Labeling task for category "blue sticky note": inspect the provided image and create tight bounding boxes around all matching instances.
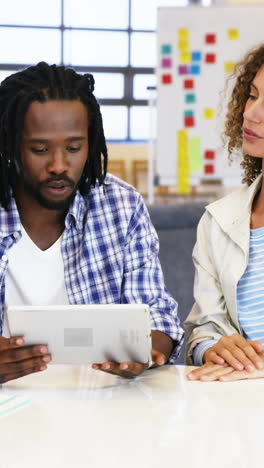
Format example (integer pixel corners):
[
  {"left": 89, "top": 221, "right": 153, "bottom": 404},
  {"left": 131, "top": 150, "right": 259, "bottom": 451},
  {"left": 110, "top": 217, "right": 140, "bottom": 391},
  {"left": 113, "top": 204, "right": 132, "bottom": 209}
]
[
  {"left": 190, "top": 64, "right": 200, "bottom": 75},
  {"left": 184, "top": 110, "right": 194, "bottom": 117},
  {"left": 161, "top": 44, "right": 172, "bottom": 55},
  {"left": 192, "top": 51, "right": 202, "bottom": 61}
]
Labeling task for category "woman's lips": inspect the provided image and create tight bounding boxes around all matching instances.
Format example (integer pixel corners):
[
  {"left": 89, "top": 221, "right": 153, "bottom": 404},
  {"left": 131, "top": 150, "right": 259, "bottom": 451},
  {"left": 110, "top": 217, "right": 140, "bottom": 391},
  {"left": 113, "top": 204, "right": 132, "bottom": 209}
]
[{"left": 243, "top": 127, "right": 262, "bottom": 140}]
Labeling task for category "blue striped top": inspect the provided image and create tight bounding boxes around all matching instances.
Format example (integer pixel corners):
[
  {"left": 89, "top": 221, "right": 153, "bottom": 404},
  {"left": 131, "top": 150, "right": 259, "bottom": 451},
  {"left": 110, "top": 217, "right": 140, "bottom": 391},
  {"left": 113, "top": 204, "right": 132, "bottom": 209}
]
[{"left": 237, "top": 226, "right": 264, "bottom": 344}]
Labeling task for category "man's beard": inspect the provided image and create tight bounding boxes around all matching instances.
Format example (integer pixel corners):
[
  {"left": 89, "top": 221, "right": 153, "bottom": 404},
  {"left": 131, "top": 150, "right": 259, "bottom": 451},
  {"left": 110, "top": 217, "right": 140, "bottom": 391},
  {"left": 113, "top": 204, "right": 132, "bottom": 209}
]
[{"left": 22, "top": 175, "right": 78, "bottom": 211}]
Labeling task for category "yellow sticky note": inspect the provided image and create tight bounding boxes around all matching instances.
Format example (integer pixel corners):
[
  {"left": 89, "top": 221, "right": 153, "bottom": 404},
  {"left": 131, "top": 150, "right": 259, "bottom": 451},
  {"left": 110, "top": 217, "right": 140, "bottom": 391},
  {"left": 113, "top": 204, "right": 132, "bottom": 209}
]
[
  {"left": 178, "top": 28, "right": 189, "bottom": 40},
  {"left": 177, "top": 130, "right": 190, "bottom": 194},
  {"left": 228, "top": 29, "right": 239, "bottom": 40},
  {"left": 203, "top": 108, "right": 215, "bottom": 119},
  {"left": 224, "top": 62, "right": 235, "bottom": 73},
  {"left": 180, "top": 52, "right": 191, "bottom": 63},
  {"left": 178, "top": 180, "right": 190, "bottom": 194},
  {"left": 178, "top": 39, "right": 189, "bottom": 51},
  {"left": 190, "top": 136, "right": 202, "bottom": 173}
]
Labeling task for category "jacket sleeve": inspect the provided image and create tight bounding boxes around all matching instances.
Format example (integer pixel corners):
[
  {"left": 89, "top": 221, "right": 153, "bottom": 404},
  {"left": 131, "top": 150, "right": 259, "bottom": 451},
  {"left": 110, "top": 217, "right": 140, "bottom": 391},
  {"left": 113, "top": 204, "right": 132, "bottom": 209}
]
[{"left": 184, "top": 211, "right": 239, "bottom": 365}]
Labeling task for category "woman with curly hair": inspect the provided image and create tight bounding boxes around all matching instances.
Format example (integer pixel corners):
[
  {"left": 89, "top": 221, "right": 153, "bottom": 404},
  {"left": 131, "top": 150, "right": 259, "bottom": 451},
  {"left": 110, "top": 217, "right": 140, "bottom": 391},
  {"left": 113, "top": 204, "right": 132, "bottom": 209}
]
[{"left": 185, "top": 43, "right": 264, "bottom": 382}]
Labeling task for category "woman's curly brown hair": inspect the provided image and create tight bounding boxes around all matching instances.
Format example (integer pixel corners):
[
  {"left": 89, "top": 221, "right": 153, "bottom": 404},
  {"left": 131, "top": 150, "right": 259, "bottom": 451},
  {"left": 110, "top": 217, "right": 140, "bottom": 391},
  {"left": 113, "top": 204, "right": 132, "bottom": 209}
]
[{"left": 225, "top": 44, "right": 264, "bottom": 185}]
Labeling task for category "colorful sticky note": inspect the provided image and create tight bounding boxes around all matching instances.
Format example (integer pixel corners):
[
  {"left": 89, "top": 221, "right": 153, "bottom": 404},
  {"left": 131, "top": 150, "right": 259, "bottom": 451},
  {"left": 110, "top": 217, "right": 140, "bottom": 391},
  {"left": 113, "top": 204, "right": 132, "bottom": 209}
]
[
  {"left": 205, "top": 33, "right": 216, "bottom": 44},
  {"left": 192, "top": 51, "right": 202, "bottom": 61},
  {"left": 185, "top": 93, "right": 196, "bottom": 104},
  {"left": 224, "top": 62, "right": 235, "bottom": 73},
  {"left": 161, "top": 57, "right": 172, "bottom": 68},
  {"left": 162, "top": 74, "right": 172, "bottom": 84},
  {"left": 203, "top": 108, "right": 215, "bottom": 119},
  {"left": 204, "top": 164, "right": 215, "bottom": 175},
  {"left": 178, "top": 28, "right": 189, "bottom": 40},
  {"left": 178, "top": 130, "right": 188, "bottom": 152},
  {"left": 180, "top": 52, "right": 191, "bottom": 63},
  {"left": 184, "top": 110, "right": 194, "bottom": 117},
  {"left": 205, "top": 53, "right": 216, "bottom": 64},
  {"left": 183, "top": 79, "right": 194, "bottom": 89},
  {"left": 228, "top": 29, "right": 239, "bottom": 40},
  {"left": 184, "top": 116, "right": 195, "bottom": 127},
  {"left": 205, "top": 150, "right": 215, "bottom": 160},
  {"left": 190, "top": 65, "right": 200, "bottom": 75},
  {"left": 161, "top": 44, "right": 172, "bottom": 54},
  {"left": 178, "top": 39, "right": 189, "bottom": 51},
  {"left": 190, "top": 136, "right": 202, "bottom": 173},
  {"left": 178, "top": 65, "right": 189, "bottom": 75},
  {"left": 177, "top": 130, "right": 190, "bottom": 194}
]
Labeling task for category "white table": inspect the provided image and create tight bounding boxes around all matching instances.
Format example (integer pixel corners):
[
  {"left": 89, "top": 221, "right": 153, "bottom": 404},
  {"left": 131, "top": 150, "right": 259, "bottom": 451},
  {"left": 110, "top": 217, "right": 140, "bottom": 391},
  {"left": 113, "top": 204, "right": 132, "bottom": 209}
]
[{"left": 1, "top": 364, "right": 263, "bottom": 468}]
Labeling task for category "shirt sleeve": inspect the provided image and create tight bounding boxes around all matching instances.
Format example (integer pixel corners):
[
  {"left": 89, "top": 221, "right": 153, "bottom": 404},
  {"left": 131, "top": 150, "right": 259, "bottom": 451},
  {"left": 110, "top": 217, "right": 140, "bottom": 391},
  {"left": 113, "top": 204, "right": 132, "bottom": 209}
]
[
  {"left": 121, "top": 193, "right": 184, "bottom": 363},
  {"left": 192, "top": 339, "right": 218, "bottom": 366}
]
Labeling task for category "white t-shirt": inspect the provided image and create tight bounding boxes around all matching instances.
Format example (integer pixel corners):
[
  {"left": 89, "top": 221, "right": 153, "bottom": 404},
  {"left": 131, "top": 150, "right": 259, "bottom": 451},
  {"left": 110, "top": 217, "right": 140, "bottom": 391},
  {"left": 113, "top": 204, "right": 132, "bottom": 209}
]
[{"left": 3, "top": 226, "right": 69, "bottom": 336}]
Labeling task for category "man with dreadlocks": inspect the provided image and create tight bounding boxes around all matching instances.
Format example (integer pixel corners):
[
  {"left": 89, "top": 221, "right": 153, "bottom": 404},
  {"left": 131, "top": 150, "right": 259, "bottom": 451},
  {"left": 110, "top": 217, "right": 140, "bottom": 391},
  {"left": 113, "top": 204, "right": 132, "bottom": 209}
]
[{"left": 0, "top": 62, "right": 183, "bottom": 383}]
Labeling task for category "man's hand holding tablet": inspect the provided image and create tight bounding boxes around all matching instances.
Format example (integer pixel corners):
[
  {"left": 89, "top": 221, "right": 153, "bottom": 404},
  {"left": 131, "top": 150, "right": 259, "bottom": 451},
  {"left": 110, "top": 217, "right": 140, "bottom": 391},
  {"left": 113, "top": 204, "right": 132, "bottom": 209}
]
[
  {"left": 0, "top": 336, "right": 51, "bottom": 384},
  {"left": 92, "top": 330, "right": 173, "bottom": 378}
]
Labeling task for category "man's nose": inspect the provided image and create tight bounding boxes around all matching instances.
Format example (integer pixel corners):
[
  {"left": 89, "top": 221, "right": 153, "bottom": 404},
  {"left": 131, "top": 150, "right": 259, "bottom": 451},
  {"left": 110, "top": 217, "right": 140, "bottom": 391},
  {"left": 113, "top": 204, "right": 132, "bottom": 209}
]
[{"left": 47, "top": 150, "right": 69, "bottom": 174}]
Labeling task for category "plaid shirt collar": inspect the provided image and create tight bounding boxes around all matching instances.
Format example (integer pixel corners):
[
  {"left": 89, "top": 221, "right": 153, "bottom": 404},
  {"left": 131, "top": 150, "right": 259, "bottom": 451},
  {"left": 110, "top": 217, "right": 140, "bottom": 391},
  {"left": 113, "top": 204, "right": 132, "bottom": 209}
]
[{"left": 0, "top": 185, "right": 107, "bottom": 236}]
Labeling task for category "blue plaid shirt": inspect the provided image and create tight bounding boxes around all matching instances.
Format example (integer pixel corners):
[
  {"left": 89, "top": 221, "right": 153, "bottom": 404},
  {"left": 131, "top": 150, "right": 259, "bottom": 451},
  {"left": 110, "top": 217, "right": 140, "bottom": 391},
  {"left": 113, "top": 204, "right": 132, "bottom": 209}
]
[{"left": 0, "top": 174, "right": 183, "bottom": 363}]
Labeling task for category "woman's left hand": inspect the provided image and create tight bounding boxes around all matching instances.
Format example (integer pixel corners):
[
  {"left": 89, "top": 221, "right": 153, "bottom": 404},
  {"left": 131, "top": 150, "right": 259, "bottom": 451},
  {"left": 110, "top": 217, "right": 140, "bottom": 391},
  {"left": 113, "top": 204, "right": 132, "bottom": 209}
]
[{"left": 187, "top": 351, "right": 264, "bottom": 382}]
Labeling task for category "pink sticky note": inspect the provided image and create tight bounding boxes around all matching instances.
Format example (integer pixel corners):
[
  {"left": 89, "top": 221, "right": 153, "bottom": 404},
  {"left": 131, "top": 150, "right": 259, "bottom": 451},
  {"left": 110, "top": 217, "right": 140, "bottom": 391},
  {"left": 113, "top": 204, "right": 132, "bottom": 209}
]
[
  {"left": 178, "top": 65, "right": 188, "bottom": 75},
  {"left": 162, "top": 57, "right": 172, "bottom": 68}
]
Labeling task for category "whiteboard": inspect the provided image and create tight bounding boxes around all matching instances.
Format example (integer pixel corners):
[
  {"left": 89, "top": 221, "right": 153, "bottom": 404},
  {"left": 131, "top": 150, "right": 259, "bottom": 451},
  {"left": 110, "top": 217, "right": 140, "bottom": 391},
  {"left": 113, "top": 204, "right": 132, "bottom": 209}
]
[{"left": 156, "top": 6, "right": 264, "bottom": 188}]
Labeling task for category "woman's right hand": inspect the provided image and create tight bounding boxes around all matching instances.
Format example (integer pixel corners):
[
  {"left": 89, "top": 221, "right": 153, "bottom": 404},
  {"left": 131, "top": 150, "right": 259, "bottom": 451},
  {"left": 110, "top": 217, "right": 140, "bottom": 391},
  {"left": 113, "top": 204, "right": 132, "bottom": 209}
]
[{"left": 204, "top": 333, "right": 263, "bottom": 371}]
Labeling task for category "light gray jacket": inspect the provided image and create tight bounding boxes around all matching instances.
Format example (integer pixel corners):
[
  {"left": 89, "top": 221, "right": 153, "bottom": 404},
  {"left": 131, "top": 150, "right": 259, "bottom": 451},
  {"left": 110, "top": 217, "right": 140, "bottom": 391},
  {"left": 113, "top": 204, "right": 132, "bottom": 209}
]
[{"left": 185, "top": 174, "right": 263, "bottom": 365}]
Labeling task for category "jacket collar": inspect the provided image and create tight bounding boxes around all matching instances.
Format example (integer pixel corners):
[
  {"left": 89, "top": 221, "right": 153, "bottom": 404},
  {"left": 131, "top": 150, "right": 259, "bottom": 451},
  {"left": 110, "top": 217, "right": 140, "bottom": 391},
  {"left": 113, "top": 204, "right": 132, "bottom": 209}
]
[{"left": 206, "top": 174, "right": 263, "bottom": 252}]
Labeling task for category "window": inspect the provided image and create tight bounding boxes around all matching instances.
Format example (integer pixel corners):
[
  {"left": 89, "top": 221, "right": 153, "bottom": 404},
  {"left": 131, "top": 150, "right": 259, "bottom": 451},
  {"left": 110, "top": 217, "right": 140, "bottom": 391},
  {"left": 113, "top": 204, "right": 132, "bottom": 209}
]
[{"left": 0, "top": 0, "right": 210, "bottom": 141}]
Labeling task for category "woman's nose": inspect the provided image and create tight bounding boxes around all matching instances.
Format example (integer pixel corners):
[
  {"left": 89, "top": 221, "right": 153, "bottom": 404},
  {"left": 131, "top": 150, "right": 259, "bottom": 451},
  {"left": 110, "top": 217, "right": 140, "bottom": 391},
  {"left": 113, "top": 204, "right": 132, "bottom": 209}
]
[{"left": 244, "top": 99, "right": 264, "bottom": 123}]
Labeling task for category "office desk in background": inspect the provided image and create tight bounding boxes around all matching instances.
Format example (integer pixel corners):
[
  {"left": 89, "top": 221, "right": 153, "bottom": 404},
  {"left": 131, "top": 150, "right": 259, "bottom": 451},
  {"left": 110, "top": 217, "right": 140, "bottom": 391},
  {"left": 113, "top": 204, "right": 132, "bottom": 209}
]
[{"left": 0, "top": 365, "right": 262, "bottom": 468}]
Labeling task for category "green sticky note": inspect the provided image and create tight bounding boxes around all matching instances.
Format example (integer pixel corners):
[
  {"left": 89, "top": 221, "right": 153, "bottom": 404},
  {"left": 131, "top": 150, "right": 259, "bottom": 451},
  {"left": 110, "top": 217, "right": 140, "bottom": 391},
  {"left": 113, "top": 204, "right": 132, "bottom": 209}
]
[
  {"left": 184, "top": 110, "right": 193, "bottom": 117},
  {"left": 161, "top": 44, "right": 172, "bottom": 54},
  {"left": 185, "top": 93, "right": 196, "bottom": 104},
  {"left": 190, "top": 136, "right": 202, "bottom": 173}
]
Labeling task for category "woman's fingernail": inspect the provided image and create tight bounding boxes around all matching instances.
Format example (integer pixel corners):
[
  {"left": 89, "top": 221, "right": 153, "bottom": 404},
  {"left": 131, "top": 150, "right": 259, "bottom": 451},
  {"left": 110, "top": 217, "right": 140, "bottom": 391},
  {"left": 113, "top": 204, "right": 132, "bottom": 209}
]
[
  {"left": 246, "top": 365, "right": 254, "bottom": 372},
  {"left": 236, "top": 363, "right": 244, "bottom": 370}
]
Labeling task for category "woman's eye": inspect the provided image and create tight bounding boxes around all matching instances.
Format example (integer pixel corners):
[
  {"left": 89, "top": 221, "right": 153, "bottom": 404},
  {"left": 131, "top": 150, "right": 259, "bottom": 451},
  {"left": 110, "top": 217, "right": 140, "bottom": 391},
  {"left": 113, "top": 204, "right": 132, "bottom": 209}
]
[{"left": 249, "top": 94, "right": 257, "bottom": 100}]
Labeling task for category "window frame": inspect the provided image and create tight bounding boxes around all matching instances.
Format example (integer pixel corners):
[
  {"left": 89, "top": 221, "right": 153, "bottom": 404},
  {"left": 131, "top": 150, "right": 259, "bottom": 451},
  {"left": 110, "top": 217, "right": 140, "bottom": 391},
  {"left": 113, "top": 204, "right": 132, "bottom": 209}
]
[{"left": 0, "top": 0, "right": 200, "bottom": 141}]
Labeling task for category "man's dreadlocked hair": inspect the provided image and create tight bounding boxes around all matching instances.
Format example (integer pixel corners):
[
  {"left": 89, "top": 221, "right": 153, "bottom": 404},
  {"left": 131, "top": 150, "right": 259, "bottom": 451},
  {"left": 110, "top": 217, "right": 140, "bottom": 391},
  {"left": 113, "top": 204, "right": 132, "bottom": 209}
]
[{"left": 0, "top": 61, "right": 108, "bottom": 210}]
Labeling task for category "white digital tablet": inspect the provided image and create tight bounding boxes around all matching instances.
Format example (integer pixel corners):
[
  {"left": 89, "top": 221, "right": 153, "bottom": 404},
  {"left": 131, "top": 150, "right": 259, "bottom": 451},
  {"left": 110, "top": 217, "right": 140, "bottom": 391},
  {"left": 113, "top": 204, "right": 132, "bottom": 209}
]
[{"left": 7, "top": 304, "right": 152, "bottom": 365}]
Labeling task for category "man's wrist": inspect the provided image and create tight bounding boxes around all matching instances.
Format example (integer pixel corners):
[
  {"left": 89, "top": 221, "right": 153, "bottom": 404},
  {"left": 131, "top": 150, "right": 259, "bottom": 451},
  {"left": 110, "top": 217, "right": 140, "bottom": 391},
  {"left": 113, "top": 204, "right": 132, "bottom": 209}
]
[{"left": 151, "top": 330, "right": 173, "bottom": 362}]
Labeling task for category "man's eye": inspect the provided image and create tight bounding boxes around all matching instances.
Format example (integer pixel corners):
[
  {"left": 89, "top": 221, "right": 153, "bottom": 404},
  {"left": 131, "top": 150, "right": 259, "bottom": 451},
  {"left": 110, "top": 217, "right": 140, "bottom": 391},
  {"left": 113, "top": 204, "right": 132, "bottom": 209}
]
[
  {"left": 68, "top": 146, "right": 80, "bottom": 153},
  {"left": 31, "top": 148, "right": 48, "bottom": 154}
]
